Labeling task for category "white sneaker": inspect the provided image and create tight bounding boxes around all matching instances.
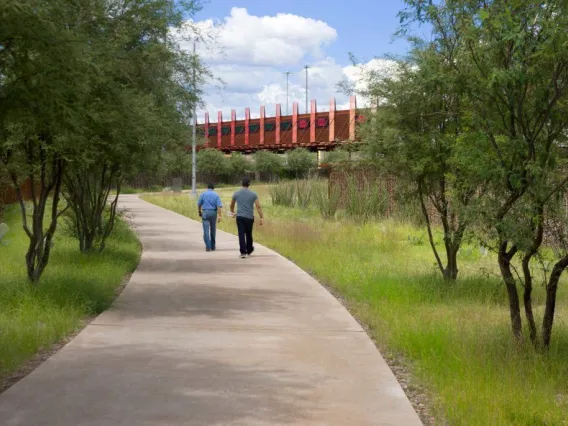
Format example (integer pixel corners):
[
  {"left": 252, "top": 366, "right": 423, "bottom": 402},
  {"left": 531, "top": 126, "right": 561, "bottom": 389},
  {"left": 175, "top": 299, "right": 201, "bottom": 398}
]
[{"left": 240, "top": 254, "right": 246, "bottom": 259}]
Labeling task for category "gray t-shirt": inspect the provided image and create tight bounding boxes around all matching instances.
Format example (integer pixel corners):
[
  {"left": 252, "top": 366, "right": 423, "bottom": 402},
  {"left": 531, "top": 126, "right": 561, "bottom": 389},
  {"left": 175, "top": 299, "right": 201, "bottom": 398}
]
[{"left": 232, "top": 188, "right": 258, "bottom": 219}]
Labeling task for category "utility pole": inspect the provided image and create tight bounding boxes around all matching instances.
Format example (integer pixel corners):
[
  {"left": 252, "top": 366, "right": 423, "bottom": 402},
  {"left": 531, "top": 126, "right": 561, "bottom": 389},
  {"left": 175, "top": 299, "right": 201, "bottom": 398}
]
[
  {"left": 284, "top": 71, "right": 291, "bottom": 115},
  {"left": 304, "top": 65, "right": 309, "bottom": 113},
  {"left": 191, "top": 40, "right": 197, "bottom": 198}
]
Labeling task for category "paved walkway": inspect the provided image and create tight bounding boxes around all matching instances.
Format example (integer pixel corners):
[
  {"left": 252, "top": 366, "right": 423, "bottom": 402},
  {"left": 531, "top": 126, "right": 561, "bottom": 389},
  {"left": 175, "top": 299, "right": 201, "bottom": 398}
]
[{"left": 0, "top": 195, "right": 422, "bottom": 426}]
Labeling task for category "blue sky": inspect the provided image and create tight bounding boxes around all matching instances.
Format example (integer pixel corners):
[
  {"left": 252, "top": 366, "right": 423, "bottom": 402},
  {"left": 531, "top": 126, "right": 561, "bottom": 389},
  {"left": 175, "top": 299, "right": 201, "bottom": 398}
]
[
  {"left": 194, "top": 0, "right": 413, "bottom": 66},
  {"left": 183, "top": 0, "right": 421, "bottom": 121}
]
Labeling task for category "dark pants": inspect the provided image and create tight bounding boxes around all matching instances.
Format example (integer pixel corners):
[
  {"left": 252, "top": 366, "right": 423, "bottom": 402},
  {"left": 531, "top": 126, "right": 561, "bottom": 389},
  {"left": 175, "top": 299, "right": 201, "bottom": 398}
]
[
  {"left": 236, "top": 216, "right": 254, "bottom": 255},
  {"left": 202, "top": 209, "right": 217, "bottom": 250}
]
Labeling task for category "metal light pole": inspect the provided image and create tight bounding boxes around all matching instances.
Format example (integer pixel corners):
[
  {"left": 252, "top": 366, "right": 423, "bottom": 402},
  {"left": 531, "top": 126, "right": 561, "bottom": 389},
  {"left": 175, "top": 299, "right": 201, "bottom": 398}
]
[
  {"left": 304, "top": 65, "right": 309, "bottom": 113},
  {"left": 284, "top": 71, "right": 291, "bottom": 115},
  {"left": 191, "top": 40, "right": 198, "bottom": 198}
]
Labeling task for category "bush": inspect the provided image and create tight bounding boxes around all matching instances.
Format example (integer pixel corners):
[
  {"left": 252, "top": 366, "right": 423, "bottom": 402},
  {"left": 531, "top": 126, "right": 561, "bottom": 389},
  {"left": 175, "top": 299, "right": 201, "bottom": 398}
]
[
  {"left": 286, "top": 148, "right": 316, "bottom": 178},
  {"left": 228, "top": 152, "right": 249, "bottom": 177},
  {"left": 197, "top": 149, "right": 228, "bottom": 176},
  {"left": 253, "top": 151, "right": 283, "bottom": 175}
]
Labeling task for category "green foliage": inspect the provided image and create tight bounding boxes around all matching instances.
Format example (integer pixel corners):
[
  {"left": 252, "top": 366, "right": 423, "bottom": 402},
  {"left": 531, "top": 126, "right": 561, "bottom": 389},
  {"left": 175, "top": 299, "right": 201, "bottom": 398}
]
[
  {"left": 228, "top": 152, "right": 250, "bottom": 177},
  {"left": 323, "top": 149, "right": 350, "bottom": 165},
  {"left": 0, "top": 204, "right": 139, "bottom": 379},
  {"left": 253, "top": 151, "right": 283, "bottom": 174},
  {"left": 286, "top": 148, "right": 316, "bottom": 178},
  {"left": 0, "top": 0, "right": 207, "bottom": 280},
  {"left": 197, "top": 149, "right": 228, "bottom": 176}
]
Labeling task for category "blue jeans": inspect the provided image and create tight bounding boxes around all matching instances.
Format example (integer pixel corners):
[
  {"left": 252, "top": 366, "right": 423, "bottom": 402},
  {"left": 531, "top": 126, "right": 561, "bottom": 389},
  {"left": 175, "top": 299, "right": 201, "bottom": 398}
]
[{"left": 202, "top": 210, "right": 217, "bottom": 250}]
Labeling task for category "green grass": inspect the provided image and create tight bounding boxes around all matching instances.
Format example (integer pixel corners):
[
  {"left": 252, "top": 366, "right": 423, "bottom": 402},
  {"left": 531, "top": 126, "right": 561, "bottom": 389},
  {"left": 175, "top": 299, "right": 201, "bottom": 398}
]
[
  {"left": 142, "top": 187, "right": 568, "bottom": 426},
  {"left": 0, "top": 205, "right": 140, "bottom": 380}
]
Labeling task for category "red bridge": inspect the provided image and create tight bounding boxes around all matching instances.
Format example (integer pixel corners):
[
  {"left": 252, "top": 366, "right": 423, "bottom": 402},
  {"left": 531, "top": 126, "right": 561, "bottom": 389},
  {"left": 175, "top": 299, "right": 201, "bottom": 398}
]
[{"left": 198, "top": 95, "right": 365, "bottom": 153}]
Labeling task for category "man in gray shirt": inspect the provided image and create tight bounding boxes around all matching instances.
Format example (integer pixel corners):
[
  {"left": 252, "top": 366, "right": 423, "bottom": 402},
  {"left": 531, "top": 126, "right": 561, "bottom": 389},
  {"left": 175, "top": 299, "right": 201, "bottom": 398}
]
[{"left": 230, "top": 177, "right": 264, "bottom": 258}]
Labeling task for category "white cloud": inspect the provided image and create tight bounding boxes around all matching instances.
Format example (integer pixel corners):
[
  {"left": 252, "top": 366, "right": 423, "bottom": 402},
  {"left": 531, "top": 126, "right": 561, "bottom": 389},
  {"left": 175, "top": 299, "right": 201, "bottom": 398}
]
[{"left": 176, "top": 7, "right": 397, "bottom": 123}]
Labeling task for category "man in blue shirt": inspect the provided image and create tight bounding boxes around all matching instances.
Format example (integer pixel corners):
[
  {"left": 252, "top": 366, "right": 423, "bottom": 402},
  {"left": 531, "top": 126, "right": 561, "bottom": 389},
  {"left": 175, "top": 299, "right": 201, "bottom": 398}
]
[{"left": 197, "top": 183, "right": 223, "bottom": 252}]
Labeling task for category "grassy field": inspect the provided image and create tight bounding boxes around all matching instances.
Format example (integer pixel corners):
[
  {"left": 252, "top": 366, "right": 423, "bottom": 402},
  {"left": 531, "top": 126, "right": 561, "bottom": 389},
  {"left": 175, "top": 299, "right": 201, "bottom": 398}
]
[
  {"left": 142, "top": 185, "right": 568, "bottom": 426},
  {"left": 0, "top": 205, "right": 140, "bottom": 383}
]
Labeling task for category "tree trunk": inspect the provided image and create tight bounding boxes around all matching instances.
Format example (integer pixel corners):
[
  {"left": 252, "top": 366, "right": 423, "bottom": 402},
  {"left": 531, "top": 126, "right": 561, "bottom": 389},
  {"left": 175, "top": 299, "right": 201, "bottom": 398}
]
[
  {"left": 498, "top": 241, "right": 522, "bottom": 341},
  {"left": 521, "top": 253, "right": 538, "bottom": 346},
  {"left": 543, "top": 256, "right": 568, "bottom": 348}
]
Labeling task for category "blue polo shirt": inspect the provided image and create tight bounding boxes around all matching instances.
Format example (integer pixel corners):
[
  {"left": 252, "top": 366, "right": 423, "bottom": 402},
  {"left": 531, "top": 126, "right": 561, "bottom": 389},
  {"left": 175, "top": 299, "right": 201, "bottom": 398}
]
[{"left": 198, "top": 189, "right": 223, "bottom": 211}]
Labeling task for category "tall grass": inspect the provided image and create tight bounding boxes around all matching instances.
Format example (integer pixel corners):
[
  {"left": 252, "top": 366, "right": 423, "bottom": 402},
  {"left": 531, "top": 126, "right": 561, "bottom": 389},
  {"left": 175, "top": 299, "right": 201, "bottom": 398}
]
[
  {"left": 269, "top": 180, "right": 295, "bottom": 207},
  {"left": 312, "top": 180, "right": 341, "bottom": 219},
  {"left": 0, "top": 204, "right": 140, "bottom": 380},
  {"left": 343, "top": 175, "right": 389, "bottom": 220},
  {"left": 294, "top": 178, "right": 313, "bottom": 209},
  {"left": 143, "top": 189, "right": 568, "bottom": 426}
]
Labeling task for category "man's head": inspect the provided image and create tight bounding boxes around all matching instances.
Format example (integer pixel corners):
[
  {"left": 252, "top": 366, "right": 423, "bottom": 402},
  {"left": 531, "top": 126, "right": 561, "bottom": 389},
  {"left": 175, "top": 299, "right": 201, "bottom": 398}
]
[
  {"left": 207, "top": 183, "right": 215, "bottom": 190},
  {"left": 242, "top": 177, "right": 251, "bottom": 188}
]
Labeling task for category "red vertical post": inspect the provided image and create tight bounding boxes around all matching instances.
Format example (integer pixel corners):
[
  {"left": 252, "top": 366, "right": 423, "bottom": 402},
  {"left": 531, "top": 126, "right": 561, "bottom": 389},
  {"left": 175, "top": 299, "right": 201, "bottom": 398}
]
[
  {"left": 292, "top": 102, "right": 298, "bottom": 144},
  {"left": 275, "top": 104, "right": 281, "bottom": 144},
  {"left": 329, "top": 97, "right": 336, "bottom": 142},
  {"left": 310, "top": 99, "right": 317, "bottom": 143},
  {"left": 349, "top": 95, "right": 357, "bottom": 141},
  {"left": 259, "top": 105, "right": 265, "bottom": 145},
  {"left": 230, "top": 109, "right": 236, "bottom": 146},
  {"left": 244, "top": 107, "right": 250, "bottom": 146},
  {"left": 204, "top": 112, "right": 210, "bottom": 148},
  {"left": 217, "top": 111, "right": 222, "bottom": 147}
]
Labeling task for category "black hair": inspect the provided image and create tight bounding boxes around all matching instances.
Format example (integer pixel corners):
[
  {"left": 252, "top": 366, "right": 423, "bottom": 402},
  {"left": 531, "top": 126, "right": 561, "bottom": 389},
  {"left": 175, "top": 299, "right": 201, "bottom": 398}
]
[
  {"left": 242, "top": 177, "right": 251, "bottom": 187},
  {"left": 207, "top": 183, "right": 215, "bottom": 190}
]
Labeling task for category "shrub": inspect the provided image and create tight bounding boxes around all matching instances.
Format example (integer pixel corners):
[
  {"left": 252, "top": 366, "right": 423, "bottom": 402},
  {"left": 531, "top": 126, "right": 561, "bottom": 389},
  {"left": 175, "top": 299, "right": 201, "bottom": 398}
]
[
  {"left": 286, "top": 148, "right": 316, "bottom": 178},
  {"left": 253, "top": 151, "right": 283, "bottom": 175},
  {"left": 197, "top": 149, "right": 228, "bottom": 176}
]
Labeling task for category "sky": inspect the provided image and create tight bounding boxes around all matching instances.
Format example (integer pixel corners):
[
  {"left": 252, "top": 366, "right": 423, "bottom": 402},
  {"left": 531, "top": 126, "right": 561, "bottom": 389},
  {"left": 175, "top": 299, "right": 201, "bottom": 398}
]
[{"left": 180, "top": 0, "right": 422, "bottom": 122}]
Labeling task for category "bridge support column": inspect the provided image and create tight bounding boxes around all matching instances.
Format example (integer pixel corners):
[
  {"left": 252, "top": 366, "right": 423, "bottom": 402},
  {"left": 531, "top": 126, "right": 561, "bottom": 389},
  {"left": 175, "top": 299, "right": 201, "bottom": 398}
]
[
  {"left": 217, "top": 111, "right": 222, "bottom": 148},
  {"left": 349, "top": 95, "right": 357, "bottom": 141},
  {"left": 292, "top": 102, "right": 298, "bottom": 145},
  {"left": 204, "top": 112, "right": 210, "bottom": 148},
  {"left": 245, "top": 107, "right": 250, "bottom": 146},
  {"left": 275, "top": 104, "right": 281, "bottom": 145},
  {"left": 230, "top": 109, "right": 236, "bottom": 147},
  {"left": 329, "top": 97, "right": 335, "bottom": 143},
  {"left": 260, "top": 106, "right": 265, "bottom": 145},
  {"left": 310, "top": 100, "right": 317, "bottom": 143}
]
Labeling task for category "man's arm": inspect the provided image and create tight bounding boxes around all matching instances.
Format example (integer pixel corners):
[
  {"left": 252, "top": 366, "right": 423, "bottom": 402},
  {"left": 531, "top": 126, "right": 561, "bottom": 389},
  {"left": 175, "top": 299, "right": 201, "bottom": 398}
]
[
  {"left": 255, "top": 198, "right": 264, "bottom": 225},
  {"left": 230, "top": 198, "right": 236, "bottom": 215},
  {"left": 197, "top": 194, "right": 203, "bottom": 217},
  {"left": 217, "top": 196, "right": 223, "bottom": 222}
]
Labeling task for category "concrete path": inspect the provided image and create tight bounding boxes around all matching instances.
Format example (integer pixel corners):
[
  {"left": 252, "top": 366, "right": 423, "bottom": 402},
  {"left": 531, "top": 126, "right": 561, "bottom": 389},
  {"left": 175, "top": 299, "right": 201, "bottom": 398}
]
[{"left": 0, "top": 195, "right": 422, "bottom": 426}]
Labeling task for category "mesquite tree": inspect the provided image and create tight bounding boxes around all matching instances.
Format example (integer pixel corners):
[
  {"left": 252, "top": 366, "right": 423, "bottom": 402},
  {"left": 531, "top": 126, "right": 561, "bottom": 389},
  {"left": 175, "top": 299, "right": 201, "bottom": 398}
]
[
  {"left": 359, "top": 39, "right": 475, "bottom": 281},
  {"left": 404, "top": 0, "right": 568, "bottom": 348}
]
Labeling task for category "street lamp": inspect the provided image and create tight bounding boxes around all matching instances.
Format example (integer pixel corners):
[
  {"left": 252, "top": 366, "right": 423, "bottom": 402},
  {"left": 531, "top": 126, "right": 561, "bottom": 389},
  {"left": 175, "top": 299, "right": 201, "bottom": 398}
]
[
  {"left": 283, "top": 71, "right": 291, "bottom": 115},
  {"left": 191, "top": 40, "right": 197, "bottom": 198}
]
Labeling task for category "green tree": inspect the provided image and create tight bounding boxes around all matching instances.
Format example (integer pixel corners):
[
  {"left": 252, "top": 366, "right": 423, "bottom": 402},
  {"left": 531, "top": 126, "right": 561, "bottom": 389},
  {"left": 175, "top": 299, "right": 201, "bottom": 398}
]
[
  {"left": 62, "top": 0, "right": 203, "bottom": 252},
  {"left": 359, "top": 37, "right": 474, "bottom": 281},
  {"left": 404, "top": 0, "right": 568, "bottom": 347},
  {"left": 286, "top": 148, "right": 316, "bottom": 178},
  {"left": 0, "top": 0, "right": 95, "bottom": 281}
]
